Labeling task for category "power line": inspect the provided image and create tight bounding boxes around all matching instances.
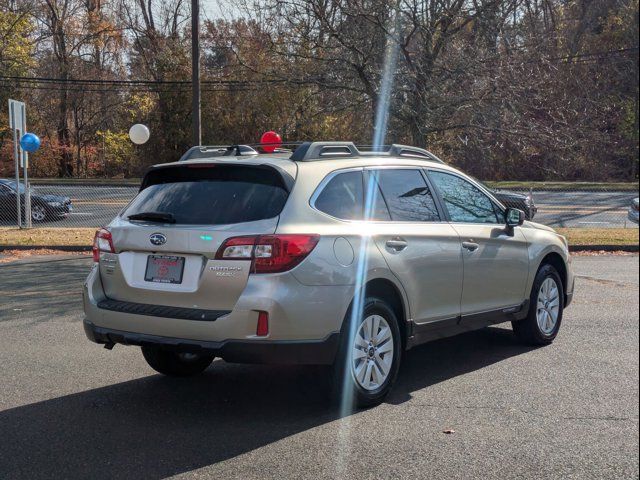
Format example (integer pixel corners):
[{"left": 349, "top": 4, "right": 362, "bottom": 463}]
[
  {"left": 0, "top": 83, "right": 266, "bottom": 93},
  {"left": 0, "top": 46, "right": 636, "bottom": 87},
  {"left": 0, "top": 75, "right": 288, "bottom": 86},
  {"left": 0, "top": 45, "right": 635, "bottom": 99}
]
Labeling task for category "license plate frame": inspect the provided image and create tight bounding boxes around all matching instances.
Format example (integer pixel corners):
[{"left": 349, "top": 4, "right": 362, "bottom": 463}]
[{"left": 144, "top": 255, "right": 185, "bottom": 284}]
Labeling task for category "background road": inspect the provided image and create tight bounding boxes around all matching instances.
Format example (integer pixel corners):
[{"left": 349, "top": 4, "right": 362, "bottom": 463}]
[
  {"left": 0, "top": 255, "right": 637, "bottom": 479},
  {"left": 1, "top": 184, "right": 638, "bottom": 228}
]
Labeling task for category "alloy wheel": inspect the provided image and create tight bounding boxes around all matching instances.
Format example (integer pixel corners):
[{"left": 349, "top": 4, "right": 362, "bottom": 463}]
[
  {"left": 537, "top": 277, "right": 560, "bottom": 335},
  {"left": 351, "top": 314, "right": 394, "bottom": 391},
  {"left": 31, "top": 205, "right": 46, "bottom": 222}
]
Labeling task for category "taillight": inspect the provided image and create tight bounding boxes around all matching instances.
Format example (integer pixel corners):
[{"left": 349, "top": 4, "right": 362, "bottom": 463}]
[
  {"left": 253, "top": 235, "right": 319, "bottom": 273},
  {"left": 215, "top": 235, "right": 256, "bottom": 260},
  {"left": 92, "top": 228, "right": 115, "bottom": 262},
  {"left": 215, "top": 234, "right": 319, "bottom": 273}
]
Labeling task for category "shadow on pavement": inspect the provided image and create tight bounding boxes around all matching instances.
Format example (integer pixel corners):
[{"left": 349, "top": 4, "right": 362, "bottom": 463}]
[
  {"left": 0, "top": 260, "right": 88, "bottom": 320},
  {"left": 0, "top": 327, "right": 535, "bottom": 479}
]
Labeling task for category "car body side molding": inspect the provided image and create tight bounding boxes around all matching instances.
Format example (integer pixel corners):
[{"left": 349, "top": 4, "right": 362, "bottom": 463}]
[{"left": 406, "top": 300, "right": 529, "bottom": 348}]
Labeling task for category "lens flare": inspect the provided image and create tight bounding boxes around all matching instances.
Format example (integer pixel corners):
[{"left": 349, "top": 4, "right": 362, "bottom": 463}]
[
  {"left": 372, "top": 14, "right": 401, "bottom": 150},
  {"left": 335, "top": 10, "right": 401, "bottom": 475}
]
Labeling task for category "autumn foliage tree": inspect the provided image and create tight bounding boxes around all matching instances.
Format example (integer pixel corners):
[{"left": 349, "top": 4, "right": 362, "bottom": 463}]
[{"left": 0, "top": 0, "right": 637, "bottom": 181}]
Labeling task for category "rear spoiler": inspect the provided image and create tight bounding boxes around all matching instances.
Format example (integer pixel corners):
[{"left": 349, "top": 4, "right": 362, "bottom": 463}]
[{"left": 140, "top": 162, "right": 295, "bottom": 192}]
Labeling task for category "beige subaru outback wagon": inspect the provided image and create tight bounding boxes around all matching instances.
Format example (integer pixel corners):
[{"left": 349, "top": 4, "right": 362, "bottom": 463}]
[{"left": 84, "top": 142, "right": 574, "bottom": 407}]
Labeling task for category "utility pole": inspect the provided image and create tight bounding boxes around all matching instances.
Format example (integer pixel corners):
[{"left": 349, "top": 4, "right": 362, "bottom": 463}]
[{"left": 191, "top": 0, "right": 202, "bottom": 146}]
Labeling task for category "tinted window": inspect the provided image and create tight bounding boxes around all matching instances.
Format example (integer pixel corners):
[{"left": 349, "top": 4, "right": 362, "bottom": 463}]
[
  {"left": 124, "top": 167, "right": 288, "bottom": 225},
  {"left": 429, "top": 171, "right": 500, "bottom": 224},
  {"left": 372, "top": 169, "right": 440, "bottom": 222},
  {"left": 315, "top": 171, "right": 364, "bottom": 220}
]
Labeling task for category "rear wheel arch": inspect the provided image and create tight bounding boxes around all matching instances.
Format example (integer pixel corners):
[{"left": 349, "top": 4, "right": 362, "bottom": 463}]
[
  {"left": 363, "top": 278, "right": 408, "bottom": 350},
  {"left": 340, "top": 278, "right": 409, "bottom": 350}
]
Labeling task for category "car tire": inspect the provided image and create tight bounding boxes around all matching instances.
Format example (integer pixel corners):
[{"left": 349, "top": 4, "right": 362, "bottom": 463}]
[
  {"left": 30, "top": 204, "right": 47, "bottom": 222},
  {"left": 141, "top": 346, "right": 214, "bottom": 377},
  {"left": 512, "top": 264, "right": 564, "bottom": 346},
  {"left": 331, "top": 296, "right": 402, "bottom": 408}
]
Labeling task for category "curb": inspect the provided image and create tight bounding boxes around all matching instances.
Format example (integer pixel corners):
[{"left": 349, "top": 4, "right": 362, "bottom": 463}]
[
  {"left": 1, "top": 244, "right": 637, "bottom": 253},
  {"left": 569, "top": 245, "right": 638, "bottom": 252}
]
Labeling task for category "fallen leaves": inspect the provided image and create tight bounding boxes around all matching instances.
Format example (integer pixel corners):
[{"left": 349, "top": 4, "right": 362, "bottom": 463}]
[{"left": 0, "top": 227, "right": 95, "bottom": 246}]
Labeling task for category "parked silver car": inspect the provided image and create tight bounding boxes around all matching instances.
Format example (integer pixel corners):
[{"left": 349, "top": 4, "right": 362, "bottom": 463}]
[{"left": 84, "top": 142, "right": 574, "bottom": 407}]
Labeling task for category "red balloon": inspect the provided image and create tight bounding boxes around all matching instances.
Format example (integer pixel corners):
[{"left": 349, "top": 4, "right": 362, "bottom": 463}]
[{"left": 260, "top": 131, "right": 282, "bottom": 153}]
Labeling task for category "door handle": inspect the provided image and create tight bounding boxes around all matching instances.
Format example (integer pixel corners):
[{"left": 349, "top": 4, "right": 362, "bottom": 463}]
[
  {"left": 462, "top": 241, "right": 479, "bottom": 252},
  {"left": 386, "top": 238, "right": 408, "bottom": 252}
]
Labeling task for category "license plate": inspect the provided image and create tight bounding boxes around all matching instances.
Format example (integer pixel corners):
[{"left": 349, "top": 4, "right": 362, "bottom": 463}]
[{"left": 144, "top": 255, "right": 185, "bottom": 284}]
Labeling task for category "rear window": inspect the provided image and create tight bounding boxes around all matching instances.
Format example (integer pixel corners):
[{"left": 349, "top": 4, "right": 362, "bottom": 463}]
[{"left": 124, "top": 165, "right": 289, "bottom": 225}]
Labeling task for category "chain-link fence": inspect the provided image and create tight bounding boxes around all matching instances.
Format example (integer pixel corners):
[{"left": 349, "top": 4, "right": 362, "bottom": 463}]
[
  {"left": 0, "top": 179, "right": 638, "bottom": 229},
  {"left": 0, "top": 180, "right": 137, "bottom": 229},
  {"left": 492, "top": 186, "right": 639, "bottom": 228}
]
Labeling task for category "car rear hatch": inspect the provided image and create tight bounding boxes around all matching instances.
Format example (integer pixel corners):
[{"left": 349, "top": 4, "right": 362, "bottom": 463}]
[{"left": 96, "top": 162, "right": 294, "bottom": 311}]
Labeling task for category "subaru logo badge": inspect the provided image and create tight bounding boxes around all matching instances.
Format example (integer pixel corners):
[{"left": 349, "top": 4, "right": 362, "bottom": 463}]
[{"left": 149, "top": 233, "right": 167, "bottom": 246}]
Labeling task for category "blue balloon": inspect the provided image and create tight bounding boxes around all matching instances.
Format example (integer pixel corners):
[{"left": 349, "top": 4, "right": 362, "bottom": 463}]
[{"left": 20, "top": 133, "right": 41, "bottom": 153}]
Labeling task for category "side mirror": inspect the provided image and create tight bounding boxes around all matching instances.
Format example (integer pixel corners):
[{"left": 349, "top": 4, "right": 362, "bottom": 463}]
[{"left": 505, "top": 208, "right": 525, "bottom": 230}]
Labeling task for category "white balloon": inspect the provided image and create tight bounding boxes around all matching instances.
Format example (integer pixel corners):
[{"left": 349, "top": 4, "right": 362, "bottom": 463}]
[{"left": 129, "top": 124, "right": 150, "bottom": 145}]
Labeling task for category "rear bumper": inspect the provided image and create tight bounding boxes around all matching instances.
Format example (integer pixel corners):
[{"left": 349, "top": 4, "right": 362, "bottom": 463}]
[
  {"left": 84, "top": 320, "right": 340, "bottom": 365},
  {"left": 97, "top": 297, "right": 231, "bottom": 321},
  {"left": 83, "top": 262, "right": 351, "bottom": 360}
]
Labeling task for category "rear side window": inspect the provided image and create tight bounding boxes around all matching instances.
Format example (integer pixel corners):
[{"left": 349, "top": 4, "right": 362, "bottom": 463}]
[
  {"left": 314, "top": 171, "right": 364, "bottom": 220},
  {"left": 372, "top": 169, "right": 440, "bottom": 222},
  {"left": 124, "top": 165, "right": 289, "bottom": 225}
]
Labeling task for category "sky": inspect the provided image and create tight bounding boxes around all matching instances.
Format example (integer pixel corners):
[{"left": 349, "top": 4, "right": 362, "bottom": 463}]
[{"left": 200, "top": 0, "right": 239, "bottom": 20}]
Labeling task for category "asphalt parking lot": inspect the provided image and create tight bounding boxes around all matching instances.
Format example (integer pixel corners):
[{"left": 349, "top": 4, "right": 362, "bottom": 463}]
[{"left": 0, "top": 255, "right": 638, "bottom": 479}]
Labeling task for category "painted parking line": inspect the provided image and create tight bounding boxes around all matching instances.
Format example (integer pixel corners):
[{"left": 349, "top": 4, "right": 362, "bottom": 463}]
[
  {"left": 539, "top": 206, "right": 627, "bottom": 210},
  {"left": 538, "top": 207, "right": 627, "bottom": 215},
  {"left": 70, "top": 201, "right": 129, "bottom": 206},
  {"left": 577, "top": 221, "right": 619, "bottom": 225}
]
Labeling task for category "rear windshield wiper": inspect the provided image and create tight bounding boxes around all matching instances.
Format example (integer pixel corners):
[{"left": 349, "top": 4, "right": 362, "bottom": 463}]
[{"left": 127, "top": 212, "right": 176, "bottom": 223}]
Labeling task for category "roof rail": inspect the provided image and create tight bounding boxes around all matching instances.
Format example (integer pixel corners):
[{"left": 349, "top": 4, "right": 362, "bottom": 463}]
[
  {"left": 289, "top": 142, "right": 360, "bottom": 161},
  {"left": 179, "top": 145, "right": 259, "bottom": 161},
  {"left": 289, "top": 142, "right": 444, "bottom": 163},
  {"left": 387, "top": 144, "right": 443, "bottom": 162},
  {"left": 179, "top": 142, "right": 305, "bottom": 161}
]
